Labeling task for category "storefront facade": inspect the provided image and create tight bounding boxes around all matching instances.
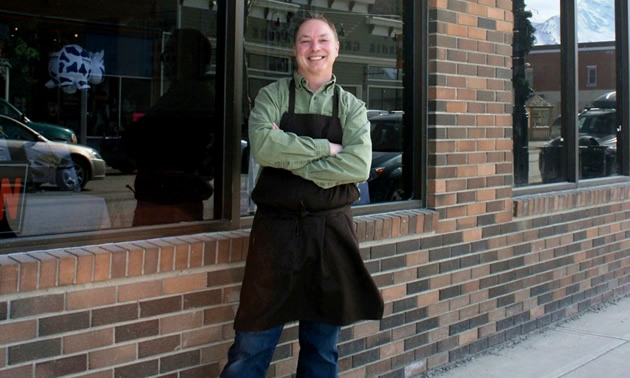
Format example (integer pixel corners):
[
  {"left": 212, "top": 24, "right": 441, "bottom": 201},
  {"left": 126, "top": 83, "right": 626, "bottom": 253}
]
[{"left": 1, "top": 0, "right": 630, "bottom": 376}]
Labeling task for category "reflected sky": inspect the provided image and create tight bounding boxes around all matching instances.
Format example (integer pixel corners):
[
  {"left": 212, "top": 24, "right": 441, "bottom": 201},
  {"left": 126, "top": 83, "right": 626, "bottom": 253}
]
[{"left": 526, "top": 0, "right": 559, "bottom": 23}]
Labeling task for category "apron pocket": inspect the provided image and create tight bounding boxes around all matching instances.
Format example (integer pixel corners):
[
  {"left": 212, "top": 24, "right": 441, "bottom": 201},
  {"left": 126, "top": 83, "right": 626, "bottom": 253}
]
[{"left": 249, "top": 214, "right": 299, "bottom": 273}]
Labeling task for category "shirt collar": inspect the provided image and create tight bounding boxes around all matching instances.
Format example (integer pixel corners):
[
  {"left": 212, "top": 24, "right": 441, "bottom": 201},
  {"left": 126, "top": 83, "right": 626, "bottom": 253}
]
[{"left": 293, "top": 71, "right": 336, "bottom": 94}]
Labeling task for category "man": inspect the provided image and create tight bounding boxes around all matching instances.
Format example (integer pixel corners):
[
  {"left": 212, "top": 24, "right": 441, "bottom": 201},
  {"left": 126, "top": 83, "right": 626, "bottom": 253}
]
[
  {"left": 221, "top": 14, "right": 383, "bottom": 377},
  {"left": 125, "top": 29, "right": 215, "bottom": 225}
]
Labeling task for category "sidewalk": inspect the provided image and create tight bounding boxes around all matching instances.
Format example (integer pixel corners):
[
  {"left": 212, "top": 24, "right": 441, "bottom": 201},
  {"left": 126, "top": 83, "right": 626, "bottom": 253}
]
[{"left": 423, "top": 294, "right": 630, "bottom": 378}]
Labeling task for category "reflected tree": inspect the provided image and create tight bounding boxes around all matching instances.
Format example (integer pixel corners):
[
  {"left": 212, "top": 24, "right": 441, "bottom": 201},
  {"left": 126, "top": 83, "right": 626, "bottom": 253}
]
[{"left": 513, "top": 0, "right": 536, "bottom": 186}]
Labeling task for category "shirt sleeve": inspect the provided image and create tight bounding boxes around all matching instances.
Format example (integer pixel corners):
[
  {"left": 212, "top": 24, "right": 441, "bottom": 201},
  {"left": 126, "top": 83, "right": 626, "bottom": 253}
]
[
  {"left": 248, "top": 81, "right": 330, "bottom": 170},
  {"left": 291, "top": 95, "right": 372, "bottom": 189}
]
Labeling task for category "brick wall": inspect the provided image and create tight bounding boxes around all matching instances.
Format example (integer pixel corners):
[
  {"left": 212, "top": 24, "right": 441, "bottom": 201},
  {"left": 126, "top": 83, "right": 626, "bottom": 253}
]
[{"left": 2, "top": 1, "right": 630, "bottom": 377}]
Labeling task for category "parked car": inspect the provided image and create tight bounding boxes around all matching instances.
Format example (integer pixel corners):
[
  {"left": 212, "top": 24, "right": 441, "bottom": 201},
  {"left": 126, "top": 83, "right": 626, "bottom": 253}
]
[
  {"left": 0, "top": 98, "right": 78, "bottom": 144},
  {"left": 0, "top": 115, "right": 105, "bottom": 190},
  {"left": 367, "top": 111, "right": 406, "bottom": 203},
  {"left": 539, "top": 107, "right": 618, "bottom": 182},
  {"left": 592, "top": 91, "right": 616, "bottom": 109}
]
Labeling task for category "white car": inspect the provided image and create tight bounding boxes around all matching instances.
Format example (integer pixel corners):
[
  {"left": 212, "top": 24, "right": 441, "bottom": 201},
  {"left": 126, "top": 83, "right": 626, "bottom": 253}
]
[{"left": 0, "top": 114, "right": 105, "bottom": 190}]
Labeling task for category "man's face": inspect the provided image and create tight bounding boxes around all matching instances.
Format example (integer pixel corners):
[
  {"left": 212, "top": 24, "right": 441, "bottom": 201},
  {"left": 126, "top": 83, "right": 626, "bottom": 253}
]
[{"left": 293, "top": 19, "right": 339, "bottom": 80}]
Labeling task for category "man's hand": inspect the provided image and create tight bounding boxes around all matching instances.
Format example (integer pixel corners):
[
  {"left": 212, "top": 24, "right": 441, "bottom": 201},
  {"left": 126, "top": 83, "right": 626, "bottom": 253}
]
[{"left": 329, "top": 142, "right": 343, "bottom": 156}]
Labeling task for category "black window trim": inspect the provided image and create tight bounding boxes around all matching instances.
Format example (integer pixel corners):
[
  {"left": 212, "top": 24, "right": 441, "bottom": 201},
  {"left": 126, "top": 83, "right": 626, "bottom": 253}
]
[
  {"left": 513, "top": 0, "right": 630, "bottom": 196},
  {"left": 0, "top": 0, "right": 428, "bottom": 253}
]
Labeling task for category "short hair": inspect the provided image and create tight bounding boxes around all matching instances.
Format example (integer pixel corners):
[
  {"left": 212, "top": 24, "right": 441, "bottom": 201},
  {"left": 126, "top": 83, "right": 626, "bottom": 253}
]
[{"left": 293, "top": 13, "right": 338, "bottom": 44}]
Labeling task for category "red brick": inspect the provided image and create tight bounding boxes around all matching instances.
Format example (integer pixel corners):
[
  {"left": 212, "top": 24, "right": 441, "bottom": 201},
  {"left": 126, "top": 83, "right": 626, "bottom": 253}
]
[
  {"left": 105, "top": 245, "right": 128, "bottom": 279},
  {"left": 159, "top": 350, "right": 200, "bottom": 373},
  {"left": 89, "top": 344, "right": 136, "bottom": 369},
  {"left": 114, "top": 360, "right": 158, "bottom": 377},
  {"left": 126, "top": 245, "right": 144, "bottom": 276},
  {"left": 39, "top": 311, "right": 89, "bottom": 336},
  {"left": 138, "top": 335, "right": 180, "bottom": 358},
  {"left": 0, "top": 255, "right": 19, "bottom": 294},
  {"left": 216, "top": 237, "right": 230, "bottom": 264},
  {"left": 131, "top": 241, "right": 159, "bottom": 274},
  {"left": 46, "top": 250, "right": 75, "bottom": 286},
  {"left": 8, "top": 338, "right": 61, "bottom": 364},
  {"left": 200, "top": 342, "right": 231, "bottom": 364},
  {"left": 68, "top": 249, "right": 94, "bottom": 284},
  {"left": 0, "top": 364, "right": 32, "bottom": 378},
  {"left": 174, "top": 242, "right": 190, "bottom": 270},
  {"left": 203, "top": 305, "right": 237, "bottom": 324},
  {"left": 0, "top": 319, "right": 36, "bottom": 344},
  {"left": 92, "top": 303, "right": 138, "bottom": 327},
  {"left": 11, "top": 294, "right": 64, "bottom": 318},
  {"left": 184, "top": 289, "right": 222, "bottom": 309},
  {"left": 163, "top": 273, "right": 206, "bottom": 295},
  {"left": 160, "top": 311, "right": 203, "bottom": 335},
  {"left": 115, "top": 319, "right": 159, "bottom": 343},
  {"left": 139, "top": 296, "right": 181, "bottom": 318},
  {"left": 182, "top": 326, "right": 223, "bottom": 348},
  {"left": 189, "top": 239, "right": 204, "bottom": 268},
  {"left": 9, "top": 254, "right": 38, "bottom": 292},
  {"left": 206, "top": 267, "right": 245, "bottom": 287},
  {"left": 30, "top": 251, "right": 57, "bottom": 289},
  {"left": 67, "top": 287, "right": 117, "bottom": 310},
  {"left": 160, "top": 245, "right": 175, "bottom": 272},
  {"left": 223, "top": 286, "right": 240, "bottom": 304},
  {"left": 72, "top": 370, "right": 113, "bottom": 378},
  {"left": 64, "top": 328, "right": 113, "bottom": 354},
  {"left": 118, "top": 280, "right": 162, "bottom": 302},
  {"left": 91, "top": 248, "right": 112, "bottom": 281},
  {"left": 36, "top": 354, "right": 87, "bottom": 377},
  {"left": 229, "top": 236, "right": 245, "bottom": 262},
  {"left": 202, "top": 238, "right": 217, "bottom": 266}
]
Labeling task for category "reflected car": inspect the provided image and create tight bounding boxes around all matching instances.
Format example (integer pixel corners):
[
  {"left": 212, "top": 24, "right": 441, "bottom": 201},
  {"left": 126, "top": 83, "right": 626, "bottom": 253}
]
[
  {"left": 367, "top": 111, "right": 405, "bottom": 203},
  {"left": 539, "top": 108, "right": 618, "bottom": 182},
  {"left": 0, "top": 98, "right": 78, "bottom": 144},
  {"left": 0, "top": 115, "right": 105, "bottom": 190}
]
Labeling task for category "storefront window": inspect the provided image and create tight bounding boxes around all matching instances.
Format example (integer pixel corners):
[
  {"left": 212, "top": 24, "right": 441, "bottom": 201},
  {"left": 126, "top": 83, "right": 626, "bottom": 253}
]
[
  {"left": 576, "top": 0, "right": 618, "bottom": 180},
  {"left": 0, "top": 1, "right": 220, "bottom": 239},
  {"left": 241, "top": 0, "right": 407, "bottom": 215},
  {"left": 513, "top": 0, "right": 562, "bottom": 186},
  {"left": 514, "top": 0, "right": 621, "bottom": 187},
  {"left": 0, "top": 0, "right": 421, "bottom": 245}
]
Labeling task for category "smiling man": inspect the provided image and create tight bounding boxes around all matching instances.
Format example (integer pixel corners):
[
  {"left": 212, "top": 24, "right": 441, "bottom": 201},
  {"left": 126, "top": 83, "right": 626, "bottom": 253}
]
[{"left": 220, "top": 14, "right": 384, "bottom": 378}]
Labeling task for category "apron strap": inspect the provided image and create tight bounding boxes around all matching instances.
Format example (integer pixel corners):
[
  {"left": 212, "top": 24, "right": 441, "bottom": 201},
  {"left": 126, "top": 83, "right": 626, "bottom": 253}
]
[
  {"left": 332, "top": 85, "right": 339, "bottom": 118},
  {"left": 289, "top": 79, "right": 296, "bottom": 114}
]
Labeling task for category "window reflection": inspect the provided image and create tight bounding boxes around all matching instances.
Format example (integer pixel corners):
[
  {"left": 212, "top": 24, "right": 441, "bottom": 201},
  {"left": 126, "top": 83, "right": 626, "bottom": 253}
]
[
  {"left": 514, "top": 0, "right": 562, "bottom": 186},
  {"left": 577, "top": 0, "right": 618, "bottom": 180},
  {"left": 514, "top": 0, "right": 619, "bottom": 186},
  {"left": 242, "top": 0, "right": 406, "bottom": 214},
  {"left": 0, "top": 1, "right": 218, "bottom": 238}
]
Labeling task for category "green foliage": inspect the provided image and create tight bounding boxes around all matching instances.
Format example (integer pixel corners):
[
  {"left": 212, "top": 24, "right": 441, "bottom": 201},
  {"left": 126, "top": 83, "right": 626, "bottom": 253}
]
[
  {"left": 513, "top": 0, "right": 536, "bottom": 101},
  {"left": 3, "top": 36, "right": 40, "bottom": 85}
]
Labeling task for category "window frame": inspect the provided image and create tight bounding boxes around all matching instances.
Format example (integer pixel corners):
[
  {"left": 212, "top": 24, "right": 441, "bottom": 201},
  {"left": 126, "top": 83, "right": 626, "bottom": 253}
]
[
  {"left": 513, "top": 0, "right": 630, "bottom": 197},
  {"left": 0, "top": 0, "right": 428, "bottom": 253}
]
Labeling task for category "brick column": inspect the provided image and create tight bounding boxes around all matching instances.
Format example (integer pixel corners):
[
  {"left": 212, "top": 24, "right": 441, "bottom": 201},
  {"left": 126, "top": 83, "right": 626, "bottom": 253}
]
[{"left": 427, "top": 0, "right": 514, "bottom": 233}]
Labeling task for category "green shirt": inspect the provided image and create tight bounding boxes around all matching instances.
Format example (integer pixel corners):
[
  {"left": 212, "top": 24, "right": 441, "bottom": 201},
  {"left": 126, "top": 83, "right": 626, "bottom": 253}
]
[{"left": 248, "top": 72, "right": 372, "bottom": 189}]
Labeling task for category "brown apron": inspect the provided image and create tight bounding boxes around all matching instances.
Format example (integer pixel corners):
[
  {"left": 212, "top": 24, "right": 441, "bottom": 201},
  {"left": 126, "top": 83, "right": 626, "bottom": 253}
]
[{"left": 234, "top": 81, "right": 384, "bottom": 331}]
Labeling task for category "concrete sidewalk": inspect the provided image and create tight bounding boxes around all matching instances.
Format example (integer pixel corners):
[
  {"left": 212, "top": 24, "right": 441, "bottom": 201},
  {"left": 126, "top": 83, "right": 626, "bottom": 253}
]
[{"left": 423, "top": 294, "right": 630, "bottom": 378}]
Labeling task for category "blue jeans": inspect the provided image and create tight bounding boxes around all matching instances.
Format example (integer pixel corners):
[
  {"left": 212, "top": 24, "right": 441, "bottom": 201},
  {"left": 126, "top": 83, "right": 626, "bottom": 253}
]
[{"left": 220, "top": 321, "right": 341, "bottom": 378}]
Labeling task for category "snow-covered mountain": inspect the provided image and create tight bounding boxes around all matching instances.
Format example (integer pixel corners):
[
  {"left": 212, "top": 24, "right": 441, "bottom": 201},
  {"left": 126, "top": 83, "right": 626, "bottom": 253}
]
[{"left": 531, "top": 0, "right": 615, "bottom": 45}]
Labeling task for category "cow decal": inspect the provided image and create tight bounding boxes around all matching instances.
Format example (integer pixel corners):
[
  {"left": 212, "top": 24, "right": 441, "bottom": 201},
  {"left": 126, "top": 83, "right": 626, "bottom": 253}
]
[{"left": 46, "top": 44, "right": 105, "bottom": 94}]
